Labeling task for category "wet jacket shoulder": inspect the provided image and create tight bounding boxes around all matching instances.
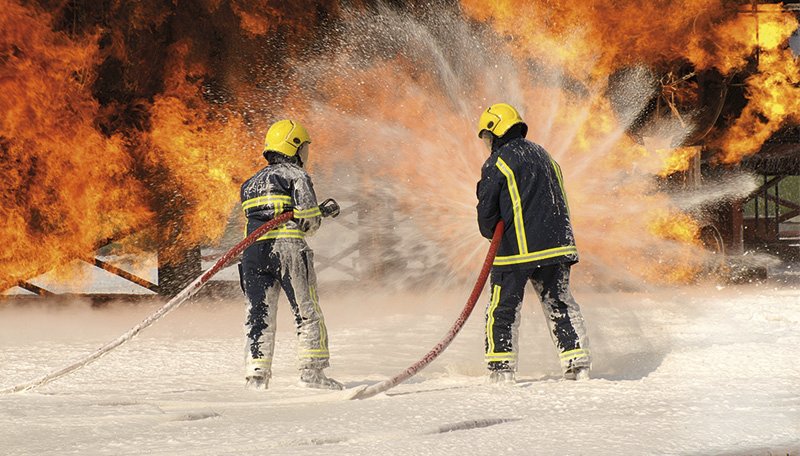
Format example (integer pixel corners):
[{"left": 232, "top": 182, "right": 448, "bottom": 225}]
[
  {"left": 240, "top": 156, "right": 321, "bottom": 242},
  {"left": 476, "top": 137, "right": 578, "bottom": 270}
]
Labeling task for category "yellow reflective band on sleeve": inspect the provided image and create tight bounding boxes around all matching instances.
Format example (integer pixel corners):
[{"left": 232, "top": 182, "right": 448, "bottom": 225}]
[
  {"left": 294, "top": 207, "right": 322, "bottom": 218},
  {"left": 493, "top": 245, "right": 578, "bottom": 266},
  {"left": 486, "top": 284, "right": 501, "bottom": 356},
  {"left": 257, "top": 228, "right": 306, "bottom": 240},
  {"left": 550, "top": 158, "right": 570, "bottom": 216},
  {"left": 559, "top": 348, "right": 589, "bottom": 360},
  {"left": 242, "top": 195, "right": 292, "bottom": 211},
  {"left": 495, "top": 157, "right": 528, "bottom": 255},
  {"left": 247, "top": 358, "right": 271, "bottom": 367},
  {"left": 243, "top": 195, "right": 302, "bottom": 240}
]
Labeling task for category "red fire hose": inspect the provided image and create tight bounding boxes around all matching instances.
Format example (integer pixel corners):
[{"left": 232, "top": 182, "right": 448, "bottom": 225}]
[
  {"left": 0, "top": 211, "right": 295, "bottom": 394},
  {"left": 348, "top": 220, "right": 505, "bottom": 400}
]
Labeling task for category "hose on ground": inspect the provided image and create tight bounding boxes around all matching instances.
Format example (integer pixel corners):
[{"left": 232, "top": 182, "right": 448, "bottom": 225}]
[
  {"left": 347, "top": 220, "right": 505, "bottom": 400},
  {"left": 0, "top": 211, "right": 295, "bottom": 394}
]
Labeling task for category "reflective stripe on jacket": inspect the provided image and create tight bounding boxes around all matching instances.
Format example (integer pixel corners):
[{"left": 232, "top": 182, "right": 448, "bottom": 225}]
[
  {"left": 240, "top": 156, "right": 321, "bottom": 241},
  {"left": 476, "top": 137, "right": 578, "bottom": 271}
]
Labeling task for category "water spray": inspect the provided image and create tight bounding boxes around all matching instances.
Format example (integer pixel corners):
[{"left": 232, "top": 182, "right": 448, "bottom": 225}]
[{"left": 347, "top": 220, "right": 504, "bottom": 400}]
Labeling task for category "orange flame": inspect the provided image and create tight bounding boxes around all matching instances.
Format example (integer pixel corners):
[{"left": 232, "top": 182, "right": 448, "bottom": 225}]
[
  {"left": 718, "top": 48, "right": 800, "bottom": 163},
  {"left": 3, "top": 1, "right": 800, "bottom": 291},
  {"left": 0, "top": 1, "right": 261, "bottom": 289},
  {"left": 656, "top": 146, "right": 701, "bottom": 178},
  {"left": 139, "top": 40, "right": 255, "bottom": 261},
  {"left": 0, "top": 1, "right": 152, "bottom": 288},
  {"left": 461, "top": 1, "right": 800, "bottom": 167},
  {"left": 645, "top": 209, "right": 704, "bottom": 283},
  {"left": 711, "top": 5, "right": 800, "bottom": 163},
  {"left": 450, "top": 0, "right": 799, "bottom": 283}
]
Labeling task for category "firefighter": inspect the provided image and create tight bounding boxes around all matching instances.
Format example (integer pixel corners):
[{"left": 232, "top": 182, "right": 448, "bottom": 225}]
[
  {"left": 239, "top": 119, "right": 342, "bottom": 390},
  {"left": 476, "top": 103, "right": 591, "bottom": 383}
]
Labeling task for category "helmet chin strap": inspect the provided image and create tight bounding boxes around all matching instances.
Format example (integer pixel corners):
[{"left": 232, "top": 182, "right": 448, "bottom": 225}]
[
  {"left": 297, "top": 143, "right": 309, "bottom": 166},
  {"left": 481, "top": 132, "right": 494, "bottom": 152}
]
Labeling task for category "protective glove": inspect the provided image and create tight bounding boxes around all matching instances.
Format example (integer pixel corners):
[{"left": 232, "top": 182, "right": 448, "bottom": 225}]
[{"left": 319, "top": 198, "right": 340, "bottom": 218}]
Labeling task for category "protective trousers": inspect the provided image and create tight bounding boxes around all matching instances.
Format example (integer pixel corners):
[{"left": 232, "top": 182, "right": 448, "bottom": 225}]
[
  {"left": 485, "top": 262, "right": 590, "bottom": 373},
  {"left": 240, "top": 239, "right": 330, "bottom": 379}
]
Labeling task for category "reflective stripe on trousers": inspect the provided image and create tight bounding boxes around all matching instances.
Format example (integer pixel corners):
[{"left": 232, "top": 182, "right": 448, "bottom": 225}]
[
  {"left": 485, "top": 262, "right": 591, "bottom": 372},
  {"left": 241, "top": 240, "right": 330, "bottom": 378}
]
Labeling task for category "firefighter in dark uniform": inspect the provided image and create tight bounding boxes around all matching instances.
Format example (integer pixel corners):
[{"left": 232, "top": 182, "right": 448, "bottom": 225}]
[
  {"left": 239, "top": 119, "right": 342, "bottom": 390},
  {"left": 476, "top": 103, "right": 591, "bottom": 383}
]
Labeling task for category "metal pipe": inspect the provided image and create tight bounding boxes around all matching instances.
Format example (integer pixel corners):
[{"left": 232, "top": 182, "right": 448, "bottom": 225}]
[
  {"left": 755, "top": 177, "right": 760, "bottom": 233},
  {"left": 776, "top": 176, "right": 781, "bottom": 238},
  {"left": 86, "top": 258, "right": 159, "bottom": 293},
  {"left": 15, "top": 281, "right": 54, "bottom": 296}
]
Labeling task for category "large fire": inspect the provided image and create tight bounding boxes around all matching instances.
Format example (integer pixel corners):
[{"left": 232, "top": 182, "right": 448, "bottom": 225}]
[
  {"left": 0, "top": 1, "right": 298, "bottom": 291},
  {"left": 1, "top": 1, "right": 798, "bottom": 291},
  {"left": 454, "top": 0, "right": 800, "bottom": 284},
  {"left": 0, "top": 1, "right": 151, "bottom": 289}
]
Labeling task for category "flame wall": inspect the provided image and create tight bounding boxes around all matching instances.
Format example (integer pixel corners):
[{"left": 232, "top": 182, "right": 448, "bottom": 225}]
[
  {"left": 1, "top": 1, "right": 798, "bottom": 291},
  {"left": 0, "top": 0, "right": 335, "bottom": 290},
  {"left": 0, "top": 1, "right": 151, "bottom": 288}
]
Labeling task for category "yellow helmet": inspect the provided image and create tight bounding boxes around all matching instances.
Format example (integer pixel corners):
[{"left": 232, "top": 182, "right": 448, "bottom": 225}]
[
  {"left": 263, "top": 119, "right": 311, "bottom": 157},
  {"left": 477, "top": 103, "right": 526, "bottom": 138}
]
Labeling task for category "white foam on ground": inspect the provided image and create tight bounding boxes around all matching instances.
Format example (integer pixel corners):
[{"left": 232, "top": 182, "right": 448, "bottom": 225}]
[{"left": 1, "top": 284, "right": 798, "bottom": 455}]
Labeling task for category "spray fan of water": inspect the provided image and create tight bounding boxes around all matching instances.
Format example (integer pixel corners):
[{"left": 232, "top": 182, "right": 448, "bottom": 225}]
[{"left": 256, "top": 4, "right": 724, "bottom": 289}]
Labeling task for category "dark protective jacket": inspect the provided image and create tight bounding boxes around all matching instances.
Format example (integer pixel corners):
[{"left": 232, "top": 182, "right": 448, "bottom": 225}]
[
  {"left": 476, "top": 137, "right": 578, "bottom": 271},
  {"left": 240, "top": 154, "right": 321, "bottom": 241}
]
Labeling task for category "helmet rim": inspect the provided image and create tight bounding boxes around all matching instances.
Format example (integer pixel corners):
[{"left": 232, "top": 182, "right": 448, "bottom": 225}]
[
  {"left": 477, "top": 103, "right": 525, "bottom": 138},
  {"left": 263, "top": 119, "right": 311, "bottom": 157}
]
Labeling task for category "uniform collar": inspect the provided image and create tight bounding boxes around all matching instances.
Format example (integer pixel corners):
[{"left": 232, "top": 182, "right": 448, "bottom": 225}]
[{"left": 264, "top": 152, "right": 301, "bottom": 167}]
